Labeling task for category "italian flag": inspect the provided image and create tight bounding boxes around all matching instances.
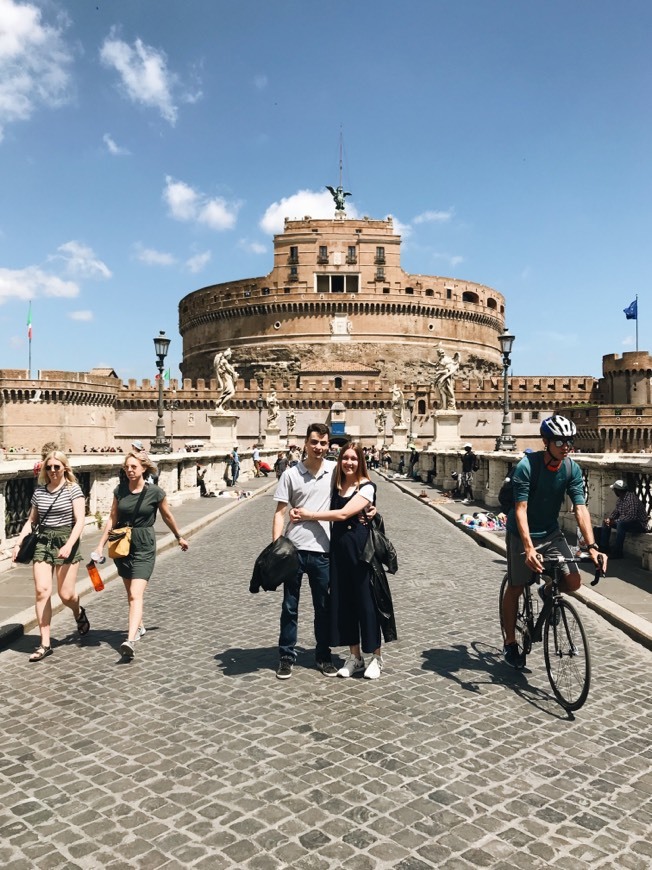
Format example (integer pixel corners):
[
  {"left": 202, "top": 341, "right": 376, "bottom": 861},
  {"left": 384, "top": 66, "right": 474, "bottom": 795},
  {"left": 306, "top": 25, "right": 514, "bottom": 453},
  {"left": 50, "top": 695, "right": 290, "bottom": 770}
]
[{"left": 27, "top": 302, "right": 32, "bottom": 340}]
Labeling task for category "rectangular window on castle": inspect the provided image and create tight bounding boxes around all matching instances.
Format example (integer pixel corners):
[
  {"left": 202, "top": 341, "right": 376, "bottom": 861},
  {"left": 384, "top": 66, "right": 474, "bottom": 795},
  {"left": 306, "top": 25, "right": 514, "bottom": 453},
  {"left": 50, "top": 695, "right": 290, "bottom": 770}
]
[
  {"left": 345, "top": 275, "right": 359, "bottom": 292},
  {"left": 347, "top": 246, "right": 357, "bottom": 264},
  {"left": 375, "top": 246, "right": 385, "bottom": 264},
  {"left": 289, "top": 246, "right": 298, "bottom": 264},
  {"left": 318, "top": 246, "right": 328, "bottom": 264}
]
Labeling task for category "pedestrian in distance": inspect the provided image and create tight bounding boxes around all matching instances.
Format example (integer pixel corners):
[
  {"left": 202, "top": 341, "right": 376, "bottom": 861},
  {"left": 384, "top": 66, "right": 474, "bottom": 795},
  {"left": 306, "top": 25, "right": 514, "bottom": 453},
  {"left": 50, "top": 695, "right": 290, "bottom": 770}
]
[
  {"left": 274, "top": 450, "right": 288, "bottom": 478},
  {"left": 12, "top": 450, "right": 89, "bottom": 662},
  {"left": 196, "top": 463, "right": 208, "bottom": 496},
  {"left": 271, "top": 423, "right": 338, "bottom": 680},
  {"left": 96, "top": 452, "right": 189, "bottom": 660},
  {"left": 290, "top": 441, "right": 394, "bottom": 679},
  {"left": 459, "top": 442, "right": 478, "bottom": 504},
  {"left": 230, "top": 446, "right": 241, "bottom": 485},
  {"left": 252, "top": 444, "right": 261, "bottom": 477}
]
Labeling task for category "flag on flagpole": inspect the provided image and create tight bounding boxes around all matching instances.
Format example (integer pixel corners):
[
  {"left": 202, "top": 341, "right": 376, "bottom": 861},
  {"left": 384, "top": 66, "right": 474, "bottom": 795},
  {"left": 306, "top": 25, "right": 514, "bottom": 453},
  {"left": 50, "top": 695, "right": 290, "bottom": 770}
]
[
  {"left": 27, "top": 302, "right": 32, "bottom": 339},
  {"left": 624, "top": 299, "right": 638, "bottom": 320},
  {"left": 164, "top": 368, "right": 171, "bottom": 383}
]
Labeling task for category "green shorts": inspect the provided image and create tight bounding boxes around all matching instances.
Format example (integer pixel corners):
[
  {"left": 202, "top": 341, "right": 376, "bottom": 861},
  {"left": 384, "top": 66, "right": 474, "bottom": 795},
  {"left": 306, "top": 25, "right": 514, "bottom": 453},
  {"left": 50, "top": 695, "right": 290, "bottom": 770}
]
[{"left": 33, "top": 527, "right": 82, "bottom": 566}]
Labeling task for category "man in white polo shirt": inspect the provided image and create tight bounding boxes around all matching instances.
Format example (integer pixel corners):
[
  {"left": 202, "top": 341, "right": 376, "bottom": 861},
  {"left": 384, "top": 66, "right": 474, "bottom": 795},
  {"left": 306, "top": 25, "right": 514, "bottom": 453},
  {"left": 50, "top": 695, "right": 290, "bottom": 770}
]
[{"left": 272, "top": 423, "right": 337, "bottom": 680}]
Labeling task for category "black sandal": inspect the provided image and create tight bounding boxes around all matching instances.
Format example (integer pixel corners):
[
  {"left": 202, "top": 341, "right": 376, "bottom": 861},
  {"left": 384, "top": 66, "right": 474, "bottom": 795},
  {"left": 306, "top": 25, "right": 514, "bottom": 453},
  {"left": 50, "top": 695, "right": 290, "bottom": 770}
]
[
  {"left": 29, "top": 645, "right": 53, "bottom": 662},
  {"left": 75, "top": 606, "right": 90, "bottom": 636}
]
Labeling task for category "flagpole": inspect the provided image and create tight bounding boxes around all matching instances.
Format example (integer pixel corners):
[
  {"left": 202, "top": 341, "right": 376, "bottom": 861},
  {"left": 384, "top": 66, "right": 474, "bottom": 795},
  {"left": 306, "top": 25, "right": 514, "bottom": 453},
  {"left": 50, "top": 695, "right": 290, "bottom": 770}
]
[
  {"left": 27, "top": 301, "right": 32, "bottom": 378},
  {"left": 636, "top": 294, "right": 639, "bottom": 352}
]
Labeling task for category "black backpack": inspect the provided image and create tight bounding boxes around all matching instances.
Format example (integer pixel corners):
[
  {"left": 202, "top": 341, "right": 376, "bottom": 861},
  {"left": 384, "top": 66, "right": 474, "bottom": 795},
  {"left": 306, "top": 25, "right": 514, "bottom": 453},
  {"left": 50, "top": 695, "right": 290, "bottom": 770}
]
[{"left": 498, "top": 453, "right": 572, "bottom": 513}]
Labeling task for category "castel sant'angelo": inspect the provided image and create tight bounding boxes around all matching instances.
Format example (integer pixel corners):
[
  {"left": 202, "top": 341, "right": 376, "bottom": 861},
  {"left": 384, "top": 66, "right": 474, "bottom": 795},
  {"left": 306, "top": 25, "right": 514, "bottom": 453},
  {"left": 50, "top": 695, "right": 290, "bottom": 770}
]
[{"left": 2, "top": 187, "right": 652, "bottom": 454}]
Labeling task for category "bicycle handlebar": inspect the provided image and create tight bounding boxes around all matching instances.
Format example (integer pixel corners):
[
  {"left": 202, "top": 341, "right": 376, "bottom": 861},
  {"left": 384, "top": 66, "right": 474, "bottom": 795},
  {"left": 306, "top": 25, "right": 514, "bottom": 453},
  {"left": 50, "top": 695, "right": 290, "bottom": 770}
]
[{"left": 590, "top": 554, "right": 606, "bottom": 587}]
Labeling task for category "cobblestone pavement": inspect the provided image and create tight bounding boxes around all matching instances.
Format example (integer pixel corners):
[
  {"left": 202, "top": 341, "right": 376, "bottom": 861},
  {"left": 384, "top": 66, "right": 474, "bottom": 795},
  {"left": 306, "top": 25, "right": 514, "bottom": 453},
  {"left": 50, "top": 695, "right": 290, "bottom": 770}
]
[{"left": 1, "top": 475, "right": 651, "bottom": 869}]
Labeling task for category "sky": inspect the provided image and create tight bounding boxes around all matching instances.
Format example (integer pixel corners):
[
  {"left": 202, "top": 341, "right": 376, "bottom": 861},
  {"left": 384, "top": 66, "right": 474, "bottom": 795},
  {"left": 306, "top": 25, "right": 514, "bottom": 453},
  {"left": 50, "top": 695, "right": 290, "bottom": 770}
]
[{"left": 0, "top": 0, "right": 650, "bottom": 382}]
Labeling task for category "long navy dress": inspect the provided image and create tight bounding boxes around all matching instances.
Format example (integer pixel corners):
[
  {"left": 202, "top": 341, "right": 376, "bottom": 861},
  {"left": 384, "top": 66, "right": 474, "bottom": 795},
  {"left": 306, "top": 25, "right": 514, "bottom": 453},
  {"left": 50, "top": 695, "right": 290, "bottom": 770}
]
[{"left": 329, "top": 483, "right": 381, "bottom": 654}]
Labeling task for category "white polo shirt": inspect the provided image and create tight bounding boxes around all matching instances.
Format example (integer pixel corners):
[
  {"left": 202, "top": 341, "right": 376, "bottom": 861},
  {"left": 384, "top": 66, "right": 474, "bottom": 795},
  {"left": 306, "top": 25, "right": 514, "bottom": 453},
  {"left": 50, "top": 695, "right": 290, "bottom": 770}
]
[{"left": 274, "top": 459, "right": 336, "bottom": 553}]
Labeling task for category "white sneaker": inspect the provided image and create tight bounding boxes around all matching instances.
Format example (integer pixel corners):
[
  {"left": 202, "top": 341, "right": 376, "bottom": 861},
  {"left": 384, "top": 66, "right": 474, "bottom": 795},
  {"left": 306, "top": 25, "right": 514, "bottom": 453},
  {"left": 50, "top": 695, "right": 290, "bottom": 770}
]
[
  {"left": 337, "top": 655, "right": 365, "bottom": 678},
  {"left": 135, "top": 625, "right": 146, "bottom": 640},
  {"left": 364, "top": 655, "right": 383, "bottom": 680},
  {"left": 461, "top": 499, "right": 472, "bottom": 505},
  {"left": 120, "top": 640, "right": 135, "bottom": 660}
]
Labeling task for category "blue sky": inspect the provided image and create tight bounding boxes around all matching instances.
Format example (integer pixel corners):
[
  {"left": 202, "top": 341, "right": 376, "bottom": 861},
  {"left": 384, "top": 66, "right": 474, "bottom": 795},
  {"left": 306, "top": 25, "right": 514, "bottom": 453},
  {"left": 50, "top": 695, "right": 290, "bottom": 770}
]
[{"left": 0, "top": 0, "right": 649, "bottom": 382}]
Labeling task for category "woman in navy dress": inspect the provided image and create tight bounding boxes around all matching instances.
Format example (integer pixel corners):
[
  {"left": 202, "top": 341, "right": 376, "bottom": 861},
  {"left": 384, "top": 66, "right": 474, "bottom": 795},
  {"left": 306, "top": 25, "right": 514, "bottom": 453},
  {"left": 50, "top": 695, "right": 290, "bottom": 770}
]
[{"left": 291, "top": 442, "right": 385, "bottom": 679}]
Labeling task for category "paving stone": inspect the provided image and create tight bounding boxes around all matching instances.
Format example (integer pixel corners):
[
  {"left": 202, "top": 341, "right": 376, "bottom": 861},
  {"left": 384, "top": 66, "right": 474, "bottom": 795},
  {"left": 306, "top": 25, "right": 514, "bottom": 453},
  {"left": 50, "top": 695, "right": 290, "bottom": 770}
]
[{"left": 1, "top": 479, "right": 651, "bottom": 867}]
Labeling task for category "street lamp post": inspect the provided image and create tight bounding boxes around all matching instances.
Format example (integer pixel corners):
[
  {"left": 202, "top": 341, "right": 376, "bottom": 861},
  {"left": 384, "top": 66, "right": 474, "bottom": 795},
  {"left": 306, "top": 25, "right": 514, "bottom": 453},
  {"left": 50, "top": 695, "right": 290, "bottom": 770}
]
[
  {"left": 150, "top": 331, "right": 171, "bottom": 454},
  {"left": 495, "top": 328, "right": 517, "bottom": 452},
  {"left": 406, "top": 396, "right": 415, "bottom": 445},
  {"left": 256, "top": 394, "right": 265, "bottom": 446},
  {"left": 166, "top": 399, "right": 179, "bottom": 452}
]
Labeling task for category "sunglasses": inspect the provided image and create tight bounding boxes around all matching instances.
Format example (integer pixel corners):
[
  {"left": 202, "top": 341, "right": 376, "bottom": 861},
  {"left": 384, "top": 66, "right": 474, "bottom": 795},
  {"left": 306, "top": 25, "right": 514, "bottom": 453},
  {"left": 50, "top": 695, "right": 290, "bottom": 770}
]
[
  {"left": 552, "top": 439, "right": 573, "bottom": 448},
  {"left": 46, "top": 464, "right": 62, "bottom": 471}
]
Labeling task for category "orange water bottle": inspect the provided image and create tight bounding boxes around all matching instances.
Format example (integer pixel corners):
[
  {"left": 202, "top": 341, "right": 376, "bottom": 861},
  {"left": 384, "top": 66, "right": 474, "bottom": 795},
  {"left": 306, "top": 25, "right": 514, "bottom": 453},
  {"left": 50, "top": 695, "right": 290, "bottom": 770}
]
[{"left": 87, "top": 552, "right": 105, "bottom": 592}]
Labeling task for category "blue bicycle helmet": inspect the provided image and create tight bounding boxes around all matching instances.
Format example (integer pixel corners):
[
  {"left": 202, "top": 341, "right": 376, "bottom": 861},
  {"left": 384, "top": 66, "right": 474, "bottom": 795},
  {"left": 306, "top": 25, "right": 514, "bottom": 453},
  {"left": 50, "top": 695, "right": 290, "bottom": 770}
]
[{"left": 540, "top": 414, "right": 576, "bottom": 440}]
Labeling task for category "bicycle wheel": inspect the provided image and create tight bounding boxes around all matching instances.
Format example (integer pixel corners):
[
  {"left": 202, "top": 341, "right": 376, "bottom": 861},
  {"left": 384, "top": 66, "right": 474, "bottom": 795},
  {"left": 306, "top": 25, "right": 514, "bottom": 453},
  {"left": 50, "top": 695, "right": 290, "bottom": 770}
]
[
  {"left": 499, "top": 573, "right": 529, "bottom": 657},
  {"left": 543, "top": 599, "right": 591, "bottom": 711}
]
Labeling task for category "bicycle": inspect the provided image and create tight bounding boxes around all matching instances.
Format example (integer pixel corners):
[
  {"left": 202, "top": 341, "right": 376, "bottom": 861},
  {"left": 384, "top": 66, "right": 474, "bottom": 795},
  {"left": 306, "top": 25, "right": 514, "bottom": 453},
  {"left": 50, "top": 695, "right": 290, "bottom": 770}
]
[{"left": 499, "top": 554, "right": 605, "bottom": 711}]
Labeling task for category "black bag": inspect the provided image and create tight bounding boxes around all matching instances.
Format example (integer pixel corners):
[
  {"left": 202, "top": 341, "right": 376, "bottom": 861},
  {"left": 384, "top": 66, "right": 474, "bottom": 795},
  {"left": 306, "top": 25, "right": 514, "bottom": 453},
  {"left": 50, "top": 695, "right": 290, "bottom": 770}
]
[{"left": 15, "top": 532, "right": 39, "bottom": 564}]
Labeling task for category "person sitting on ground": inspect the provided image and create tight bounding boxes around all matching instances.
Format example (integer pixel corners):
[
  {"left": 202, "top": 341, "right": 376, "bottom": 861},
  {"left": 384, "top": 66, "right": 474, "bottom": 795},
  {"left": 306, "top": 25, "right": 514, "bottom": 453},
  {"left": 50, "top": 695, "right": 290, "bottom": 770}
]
[{"left": 598, "top": 479, "right": 648, "bottom": 560}]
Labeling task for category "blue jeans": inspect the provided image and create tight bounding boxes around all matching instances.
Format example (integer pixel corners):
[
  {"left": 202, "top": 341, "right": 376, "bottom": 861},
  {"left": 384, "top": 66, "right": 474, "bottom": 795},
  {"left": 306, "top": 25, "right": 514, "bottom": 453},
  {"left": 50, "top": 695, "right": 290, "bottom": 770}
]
[
  {"left": 278, "top": 550, "right": 331, "bottom": 663},
  {"left": 600, "top": 519, "right": 643, "bottom": 557},
  {"left": 231, "top": 462, "right": 240, "bottom": 484}
]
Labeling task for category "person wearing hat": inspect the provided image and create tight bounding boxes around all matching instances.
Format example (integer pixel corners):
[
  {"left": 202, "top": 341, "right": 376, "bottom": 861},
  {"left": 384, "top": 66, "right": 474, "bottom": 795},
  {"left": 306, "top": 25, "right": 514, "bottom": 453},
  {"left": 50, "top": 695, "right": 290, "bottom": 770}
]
[
  {"left": 598, "top": 480, "right": 648, "bottom": 559},
  {"left": 458, "top": 443, "right": 478, "bottom": 505}
]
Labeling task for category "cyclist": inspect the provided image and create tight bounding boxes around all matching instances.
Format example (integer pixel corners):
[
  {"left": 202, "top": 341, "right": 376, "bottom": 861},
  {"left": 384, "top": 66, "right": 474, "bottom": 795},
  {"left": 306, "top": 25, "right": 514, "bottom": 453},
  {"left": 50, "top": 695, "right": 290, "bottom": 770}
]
[{"left": 502, "top": 414, "right": 607, "bottom": 668}]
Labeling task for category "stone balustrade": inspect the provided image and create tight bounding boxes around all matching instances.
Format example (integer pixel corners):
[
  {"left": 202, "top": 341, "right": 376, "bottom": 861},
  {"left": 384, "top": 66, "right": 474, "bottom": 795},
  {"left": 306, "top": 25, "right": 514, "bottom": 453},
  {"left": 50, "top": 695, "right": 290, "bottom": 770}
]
[
  {"left": 0, "top": 448, "right": 277, "bottom": 551},
  {"left": 387, "top": 448, "right": 652, "bottom": 569}
]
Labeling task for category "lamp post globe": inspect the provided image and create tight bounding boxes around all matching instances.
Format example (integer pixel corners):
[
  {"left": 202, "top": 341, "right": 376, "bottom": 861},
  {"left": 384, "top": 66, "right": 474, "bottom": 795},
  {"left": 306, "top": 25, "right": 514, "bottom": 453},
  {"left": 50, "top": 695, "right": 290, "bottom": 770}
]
[
  {"left": 495, "top": 328, "right": 517, "bottom": 452},
  {"left": 150, "top": 331, "right": 172, "bottom": 454}
]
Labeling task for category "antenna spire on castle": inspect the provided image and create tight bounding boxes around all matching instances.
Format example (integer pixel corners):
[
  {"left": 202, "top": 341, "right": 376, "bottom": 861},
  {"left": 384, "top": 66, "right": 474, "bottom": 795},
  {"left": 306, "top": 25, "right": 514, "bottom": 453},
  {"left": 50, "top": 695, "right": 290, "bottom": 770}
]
[{"left": 326, "top": 130, "right": 351, "bottom": 212}]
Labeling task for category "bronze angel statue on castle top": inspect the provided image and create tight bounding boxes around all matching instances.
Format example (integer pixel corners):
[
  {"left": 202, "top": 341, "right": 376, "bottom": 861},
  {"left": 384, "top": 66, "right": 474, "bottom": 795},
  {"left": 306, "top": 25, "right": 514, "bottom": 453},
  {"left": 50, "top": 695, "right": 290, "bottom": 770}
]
[{"left": 326, "top": 185, "right": 352, "bottom": 212}]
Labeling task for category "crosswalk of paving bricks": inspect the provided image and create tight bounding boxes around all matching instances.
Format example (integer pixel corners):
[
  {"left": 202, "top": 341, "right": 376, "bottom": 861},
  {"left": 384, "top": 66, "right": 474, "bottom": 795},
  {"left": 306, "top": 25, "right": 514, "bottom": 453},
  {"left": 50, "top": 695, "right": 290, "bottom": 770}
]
[{"left": 1, "top": 475, "right": 651, "bottom": 869}]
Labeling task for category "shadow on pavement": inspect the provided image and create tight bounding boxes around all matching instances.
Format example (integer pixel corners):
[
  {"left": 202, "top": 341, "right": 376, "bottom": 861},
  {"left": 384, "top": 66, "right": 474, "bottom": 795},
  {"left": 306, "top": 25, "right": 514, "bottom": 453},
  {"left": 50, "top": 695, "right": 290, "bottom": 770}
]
[
  {"left": 421, "top": 641, "right": 570, "bottom": 720},
  {"left": 214, "top": 645, "right": 279, "bottom": 676}
]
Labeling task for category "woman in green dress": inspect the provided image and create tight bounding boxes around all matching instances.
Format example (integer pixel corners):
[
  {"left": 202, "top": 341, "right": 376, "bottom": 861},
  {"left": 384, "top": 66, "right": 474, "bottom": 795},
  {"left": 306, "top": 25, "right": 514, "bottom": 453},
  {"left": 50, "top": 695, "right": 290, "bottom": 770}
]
[{"left": 97, "top": 452, "right": 189, "bottom": 659}]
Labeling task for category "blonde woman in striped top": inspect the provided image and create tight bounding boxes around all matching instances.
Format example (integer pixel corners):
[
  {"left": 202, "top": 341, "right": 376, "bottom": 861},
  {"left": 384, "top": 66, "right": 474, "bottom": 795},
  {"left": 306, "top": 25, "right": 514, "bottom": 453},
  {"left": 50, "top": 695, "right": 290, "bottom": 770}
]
[{"left": 12, "top": 451, "right": 89, "bottom": 662}]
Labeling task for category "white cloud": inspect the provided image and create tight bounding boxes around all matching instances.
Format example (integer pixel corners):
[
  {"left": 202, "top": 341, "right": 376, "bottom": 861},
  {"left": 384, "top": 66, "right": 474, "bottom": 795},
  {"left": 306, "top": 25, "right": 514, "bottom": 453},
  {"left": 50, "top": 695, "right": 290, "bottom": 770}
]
[
  {"left": 413, "top": 209, "right": 454, "bottom": 224},
  {"left": 163, "top": 176, "right": 239, "bottom": 231},
  {"left": 0, "top": 265, "right": 78, "bottom": 302},
  {"left": 55, "top": 241, "right": 112, "bottom": 279},
  {"left": 239, "top": 239, "right": 267, "bottom": 255},
  {"left": 0, "top": 0, "right": 73, "bottom": 141},
  {"left": 68, "top": 309, "right": 92, "bottom": 321},
  {"left": 390, "top": 216, "right": 412, "bottom": 239},
  {"left": 260, "top": 189, "right": 360, "bottom": 235},
  {"left": 198, "top": 198, "right": 238, "bottom": 230},
  {"left": 185, "top": 251, "right": 211, "bottom": 273},
  {"left": 103, "top": 133, "right": 129, "bottom": 156},
  {"left": 100, "top": 33, "right": 178, "bottom": 124},
  {"left": 134, "top": 244, "right": 177, "bottom": 267}
]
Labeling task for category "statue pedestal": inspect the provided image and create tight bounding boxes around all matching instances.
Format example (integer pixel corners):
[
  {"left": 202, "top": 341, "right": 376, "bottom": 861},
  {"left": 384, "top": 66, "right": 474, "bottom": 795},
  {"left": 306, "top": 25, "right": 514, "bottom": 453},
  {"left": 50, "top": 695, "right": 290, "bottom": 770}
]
[
  {"left": 427, "top": 411, "right": 462, "bottom": 450},
  {"left": 265, "top": 425, "right": 282, "bottom": 450},
  {"left": 391, "top": 424, "right": 409, "bottom": 450},
  {"left": 207, "top": 412, "right": 239, "bottom": 451}
]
